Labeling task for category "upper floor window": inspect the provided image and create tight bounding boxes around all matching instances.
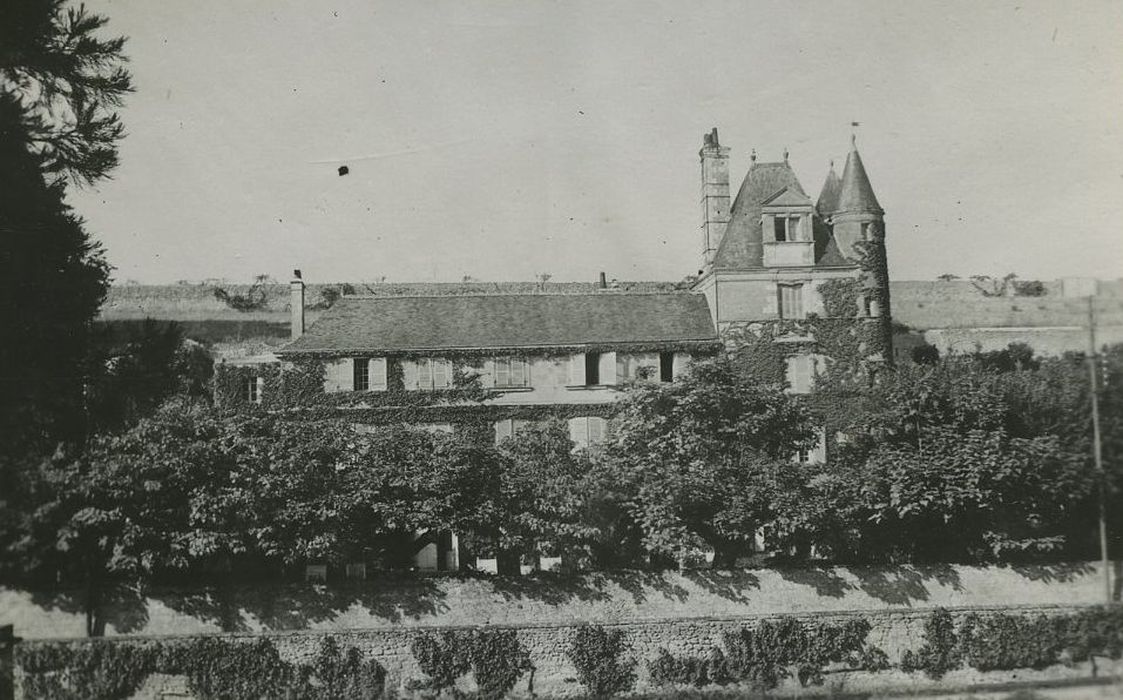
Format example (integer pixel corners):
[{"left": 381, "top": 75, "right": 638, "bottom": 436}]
[
  {"left": 416, "top": 358, "right": 452, "bottom": 390},
  {"left": 773, "top": 215, "right": 800, "bottom": 242},
  {"left": 245, "top": 376, "right": 263, "bottom": 404},
  {"left": 584, "top": 352, "right": 601, "bottom": 385},
  {"left": 493, "top": 357, "right": 529, "bottom": 388},
  {"left": 353, "top": 359, "right": 369, "bottom": 391},
  {"left": 778, "top": 284, "right": 804, "bottom": 319},
  {"left": 861, "top": 222, "right": 871, "bottom": 241},
  {"left": 659, "top": 352, "right": 675, "bottom": 382}
]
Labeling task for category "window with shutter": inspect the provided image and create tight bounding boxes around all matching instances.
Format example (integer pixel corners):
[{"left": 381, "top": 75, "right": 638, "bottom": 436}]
[
  {"left": 494, "top": 419, "right": 513, "bottom": 443},
  {"left": 368, "top": 357, "right": 388, "bottom": 391},
  {"left": 588, "top": 417, "right": 606, "bottom": 445},
  {"left": 352, "top": 358, "right": 369, "bottom": 391},
  {"left": 493, "top": 357, "right": 528, "bottom": 388},
  {"left": 568, "top": 354, "right": 586, "bottom": 386},
  {"left": 778, "top": 284, "right": 804, "bottom": 319},
  {"left": 432, "top": 359, "right": 451, "bottom": 389}
]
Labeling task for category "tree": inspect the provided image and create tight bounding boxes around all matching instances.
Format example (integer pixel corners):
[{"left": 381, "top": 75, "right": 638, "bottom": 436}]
[
  {"left": 601, "top": 358, "right": 816, "bottom": 568},
  {"left": 815, "top": 355, "right": 1101, "bottom": 562},
  {"left": 0, "top": 0, "right": 133, "bottom": 186},
  {"left": 0, "top": 0, "right": 131, "bottom": 452}
]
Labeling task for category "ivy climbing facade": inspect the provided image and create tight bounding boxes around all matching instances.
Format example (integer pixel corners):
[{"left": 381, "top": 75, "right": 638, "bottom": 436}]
[{"left": 693, "top": 128, "right": 893, "bottom": 465}]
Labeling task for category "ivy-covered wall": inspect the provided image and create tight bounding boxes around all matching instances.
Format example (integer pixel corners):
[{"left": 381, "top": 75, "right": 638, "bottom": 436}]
[
  {"left": 213, "top": 344, "right": 718, "bottom": 428},
  {"left": 15, "top": 605, "right": 1116, "bottom": 699}
]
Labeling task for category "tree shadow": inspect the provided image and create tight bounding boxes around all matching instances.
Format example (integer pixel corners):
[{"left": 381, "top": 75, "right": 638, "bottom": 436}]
[
  {"left": 774, "top": 566, "right": 854, "bottom": 599},
  {"left": 1007, "top": 561, "right": 1095, "bottom": 584},
  {"left": 851, "top": 564, "right": 961, "bottom": 606},
  {"left": 680, "top": 570, "right": 760, "bottom": 605},
  {"left": 28, "top": 582, "right": 152, "bottom": 635}
]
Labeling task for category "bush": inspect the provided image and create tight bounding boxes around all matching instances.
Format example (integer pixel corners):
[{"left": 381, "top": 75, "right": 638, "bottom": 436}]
[
  {"left": 567, "top": 625, "right": 637, "bottom": 697},
  {"left": 901, "top": 608, "right": 960, "bottom": 679},
  {"left": 409, "top": 628, "right": 533, "bottom": 698},
  {"left": 647, "top": 647, "right": 731, "bottom": 688},
  {"left": 18, "top": 636, "right": 385, "bottom": 700},
  {"left": 648, "top": 616, "right": 883, "bottom": 691}
]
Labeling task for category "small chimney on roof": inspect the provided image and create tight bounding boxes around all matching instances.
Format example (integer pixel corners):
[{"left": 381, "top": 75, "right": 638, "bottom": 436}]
[
  {"left": 598, "top": 271, "right": 607, "bottom": 289},
  {"left": 291, "top": 269, "right": 305, "bottom": 340}
]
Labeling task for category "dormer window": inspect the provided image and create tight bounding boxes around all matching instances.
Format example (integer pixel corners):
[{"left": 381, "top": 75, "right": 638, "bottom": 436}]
[{"left": 773, "top": 215, "right": 800, "bottom": 242}]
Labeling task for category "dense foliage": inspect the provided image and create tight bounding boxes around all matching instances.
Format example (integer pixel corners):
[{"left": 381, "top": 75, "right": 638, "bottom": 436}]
[
  {"left": 601, "top": 358, "right": 817, "bottom": 566},
  {"left": 566, "top": 625, "right": 637, "bottom": 697},
  {"left": 809, "top": 347, "right": 1118, "bottom": 563},
  {"left": 902, "top": 607, "right": 1123, "bottom": 678},
  {"left": 648, "top": 617, "right": 887, "bottom": 690},
  {"left": 409, "top": 629, "right": 533, "bottom": 698},
  {"left": 18, "top": 635, "right": 385, "bottom": 700}
]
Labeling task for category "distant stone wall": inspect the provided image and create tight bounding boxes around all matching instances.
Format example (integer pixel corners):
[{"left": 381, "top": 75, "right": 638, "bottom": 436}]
[
  {"left": 15, "top": 606, "right": 1116, "bottom": 699},
  {"left": 1, "top": 563, "right": 1110, "bottom": 640}
]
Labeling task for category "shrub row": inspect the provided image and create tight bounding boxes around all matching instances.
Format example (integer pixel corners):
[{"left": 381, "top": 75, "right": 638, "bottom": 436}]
[
  {"left": 18, "top": 635, "right": 384, "bottom": 700},
  {"left": 903, "top": 606, "right": 1123, "bottom": 678},
  {"left": 647, "top": 617, "right": 888, "bottom": 690},
  {"left": 19, "top": 609, "right": 1123, "bottom": 698}
]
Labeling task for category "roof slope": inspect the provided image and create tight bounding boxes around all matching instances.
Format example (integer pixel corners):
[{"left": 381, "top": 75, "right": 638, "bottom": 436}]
[
  {"left": 816, "top": 166, "right": 842, "bottom": 215},
  {"left": 713, "top": 161, "right": 806, "bottom": 268},
  {"left": 837, "top": 147, "right": 882, "bottom": 213},
  {"left": 280, "top": 293, "right": 719, "bottom": 353}
]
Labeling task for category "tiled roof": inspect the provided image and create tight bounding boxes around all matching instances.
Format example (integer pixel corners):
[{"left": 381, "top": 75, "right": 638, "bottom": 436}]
[
  {"left": 279, "top": 293, "right": 720, "bottom": 354},
  {"left": 837, "top": 146, "right": 882, "bottom": 213},
  {"left": 816, "top": 166, "right": 842, "bottom": 215},
  {"left": 714, "top": 161, "right": 805, "bottom": 269}
]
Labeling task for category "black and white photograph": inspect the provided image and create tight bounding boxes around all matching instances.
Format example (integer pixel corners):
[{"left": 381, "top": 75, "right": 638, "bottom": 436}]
[{"left": 1, "top": 1, "right": 1122, "bottom": 697}]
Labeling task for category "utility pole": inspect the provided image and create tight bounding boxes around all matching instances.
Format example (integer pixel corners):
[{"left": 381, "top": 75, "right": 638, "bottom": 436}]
[{"left": 1087, "top": 296, "right": 1111, "bottom": 604}]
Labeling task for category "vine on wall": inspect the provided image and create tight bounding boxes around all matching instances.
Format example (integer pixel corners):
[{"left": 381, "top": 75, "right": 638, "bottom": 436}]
[
  {"left": 409, "top": 628, "right": 533, "bottom": 698},
  {"left": 18, "top": 635, "right": 385, "bottom": 700}
]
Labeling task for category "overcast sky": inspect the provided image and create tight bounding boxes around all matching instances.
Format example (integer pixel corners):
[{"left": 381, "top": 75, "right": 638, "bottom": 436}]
[{"left": 74, "top": 0, "right": 1123, "bottom": 284}]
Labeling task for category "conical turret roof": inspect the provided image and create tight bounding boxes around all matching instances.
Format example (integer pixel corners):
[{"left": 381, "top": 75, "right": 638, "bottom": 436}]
[
  {"left": 816, "top": 163, "right": 842, "bottom": 215},
  {"left": 837, "top": 140, "right": 882, "bottom": 213}
]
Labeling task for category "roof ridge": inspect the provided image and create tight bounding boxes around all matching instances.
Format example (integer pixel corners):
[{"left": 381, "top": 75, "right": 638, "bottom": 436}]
[{"left": 338, "top": 290, "right": 694, "bottom": 300}]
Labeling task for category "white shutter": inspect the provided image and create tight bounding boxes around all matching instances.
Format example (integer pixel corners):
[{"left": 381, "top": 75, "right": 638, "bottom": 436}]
[
  {"left": 616, "top": 354, "right": 629, "bottom": 381},
  {"left": 494, "top": 419, "right": 512, "bottom": 443},
  {"left": 599, "top": 351, "right": 617, "bottom": 386},
  {"left": 513, "top": 358, "right": 528, "bottom": 386},
  {"left": 672, "top": 353, "right": 690, "bottom": 381},
  {"left": 433, "top": 359, "right": 451, "bottom": 389},
  {"left": 494, "top": 358, "right": 510, "bottom": 387},
  {"left": 323, "top": 358, "right": 351, "bottom": 393},
  {"left": 568, "top": 354, "right": 585, "bottom": 386},
  {"left": 255, "top": 376, "right": 265, "bottom": 403},
  {"left": 417, "top": 359, "right": 432, "bottom": 389},
  {"left": 568, "top": 417, "right": 588, "bottom": 448},
  {"left": 403, "top": 360, "right": 419, "bottom": 390},
  {"left": 368, "top": 357, "right": 387, "bottom": 391},
  {"left": 811, "top": 427, "right": 827, "bottom": 464},
  {"left": 588, "top": 417, "right": 606, "bottom": 445},
  {"left": 787, "top": 355, "right": 816, "bottom": 394}
]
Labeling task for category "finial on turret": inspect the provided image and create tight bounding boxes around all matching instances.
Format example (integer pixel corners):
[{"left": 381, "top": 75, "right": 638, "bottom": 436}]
[
  {"left": 829, "top": 159, "right": 835, "bottom": 169},
  {"left": 851, "top": 132, "right": 857, "bottom": 149},
  {"left": 750, "top": 148, "right": 757, "bottom": 163},
  {"left": 783, "top": 147, "right": 789, "bottom": 162}
]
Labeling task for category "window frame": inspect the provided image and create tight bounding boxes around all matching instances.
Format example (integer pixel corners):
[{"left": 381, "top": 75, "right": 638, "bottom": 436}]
[
  {"left": 493, "top": 356, "right": 529, "bottom": 388},
  {"left": 416, "top": 357, "right": 453, "bottom": 391},
  {"left": 778, "top": 283, "right": 805, "bottom": 319},
  {"left": 352, "top": 358, "right": 369, "bottom": 391},
  {"left": 244, "top": 376, "right": 262, "bottom": 404}
]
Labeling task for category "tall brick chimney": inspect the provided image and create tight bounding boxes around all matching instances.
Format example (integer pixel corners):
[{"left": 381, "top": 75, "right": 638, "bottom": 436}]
[
  {"left": 291, "top": 269, "right": 305, "bottom": 340},
  {"left": 699, "top": 127, "right": 731, "bottom": 270}
]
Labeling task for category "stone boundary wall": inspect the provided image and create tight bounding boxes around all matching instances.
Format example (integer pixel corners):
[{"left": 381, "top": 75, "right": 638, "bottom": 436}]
[
  {"left": 14, "top": 605, "right": 1120, "bottom": 699},
  {"left": 1, "top": 562, "right": 1112, "bottom": 640}
]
